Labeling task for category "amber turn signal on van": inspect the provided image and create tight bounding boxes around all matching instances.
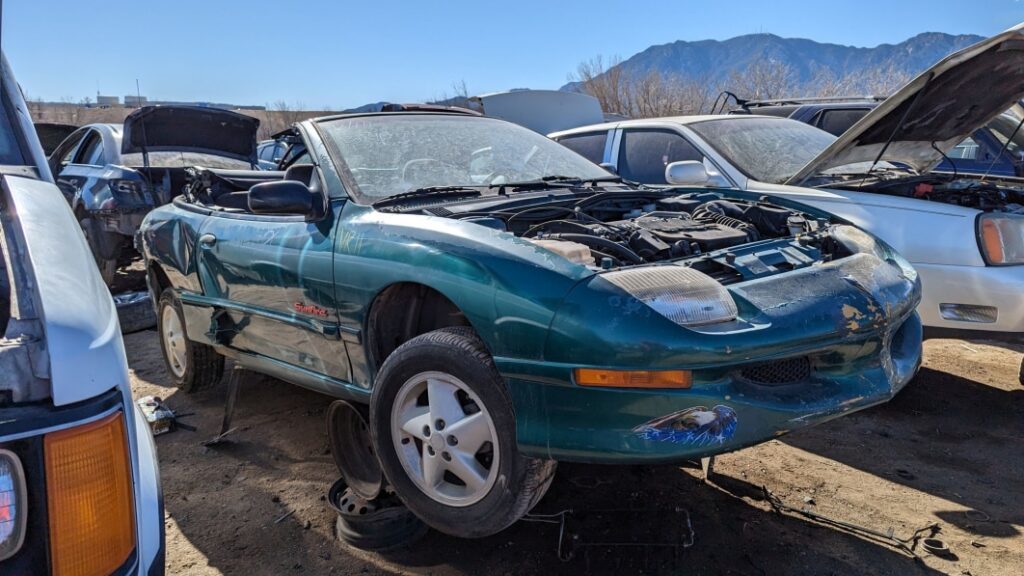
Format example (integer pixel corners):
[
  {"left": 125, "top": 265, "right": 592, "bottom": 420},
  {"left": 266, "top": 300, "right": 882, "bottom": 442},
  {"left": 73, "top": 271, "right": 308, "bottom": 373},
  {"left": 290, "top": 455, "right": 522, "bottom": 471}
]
[{"left": 45, "top": 412, "right": 135, "bottom": 576}]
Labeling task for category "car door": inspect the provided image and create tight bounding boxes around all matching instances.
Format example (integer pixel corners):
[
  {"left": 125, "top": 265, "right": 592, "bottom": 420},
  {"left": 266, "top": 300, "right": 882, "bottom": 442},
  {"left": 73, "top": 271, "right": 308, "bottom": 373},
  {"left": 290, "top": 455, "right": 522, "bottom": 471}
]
[
  {"left": 48, "top": 128, "right": 88, "bottom": 205},
  {"left": 556, "top": 130, "right": 612, "bottom": 164},
  {"left": 193, "top": 167, "right": 353, "bottom": 382},
  {"left": 612, "top": 127, "right": 732, "bottom": 187},
  {"left": 52, "top": 128, "right": 107, "bottom": 212}
]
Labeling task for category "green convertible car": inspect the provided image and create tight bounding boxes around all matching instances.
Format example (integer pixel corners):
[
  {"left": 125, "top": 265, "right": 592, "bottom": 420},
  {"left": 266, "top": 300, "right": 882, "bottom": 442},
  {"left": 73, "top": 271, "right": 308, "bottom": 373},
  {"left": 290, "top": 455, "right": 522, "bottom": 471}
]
[{"left": 138, "top": 106, "right": 922, "bottom": 538}]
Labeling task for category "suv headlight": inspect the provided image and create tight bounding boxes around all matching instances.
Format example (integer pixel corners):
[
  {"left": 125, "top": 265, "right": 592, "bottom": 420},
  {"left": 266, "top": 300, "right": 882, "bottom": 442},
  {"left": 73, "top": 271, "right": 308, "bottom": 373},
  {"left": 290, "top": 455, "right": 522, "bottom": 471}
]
[
  {"left": 0, "top": 450, "right": 28, "bottom": 562},
  {"left": 977, "top": 213, "right": 1024, "bottom": 265},
  {"left": 603, "top": 266, "right": 738, "bottom": 326}
]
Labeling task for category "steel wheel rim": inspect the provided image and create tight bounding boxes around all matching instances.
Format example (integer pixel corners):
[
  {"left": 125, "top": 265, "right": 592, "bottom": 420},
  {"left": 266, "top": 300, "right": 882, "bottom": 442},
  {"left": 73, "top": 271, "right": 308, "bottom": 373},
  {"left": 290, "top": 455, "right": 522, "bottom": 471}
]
[
  {"left": 161, "top": 305, "right": 187, "bottom": 378},
  {"left": 391, "top": 371, "right": 499, "bottom": 507}
]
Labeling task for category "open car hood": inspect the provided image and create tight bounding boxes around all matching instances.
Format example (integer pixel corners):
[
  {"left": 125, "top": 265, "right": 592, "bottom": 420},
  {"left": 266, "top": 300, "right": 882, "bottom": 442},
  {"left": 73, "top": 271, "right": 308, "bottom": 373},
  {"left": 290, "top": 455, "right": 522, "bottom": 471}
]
[
  {"left": 121, "top": 105, "right": 259, "bottom": 164},
  {"left": 788, "top": 24, "right": 1024, "bottom": 185}
]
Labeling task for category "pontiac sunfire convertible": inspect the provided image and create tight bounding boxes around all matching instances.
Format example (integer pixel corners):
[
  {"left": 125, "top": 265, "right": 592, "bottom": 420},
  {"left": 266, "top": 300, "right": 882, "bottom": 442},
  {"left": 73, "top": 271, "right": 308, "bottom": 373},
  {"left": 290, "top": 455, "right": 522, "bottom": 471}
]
[{"left": 137, "top": 108, "right": 922, "bottom": 538}]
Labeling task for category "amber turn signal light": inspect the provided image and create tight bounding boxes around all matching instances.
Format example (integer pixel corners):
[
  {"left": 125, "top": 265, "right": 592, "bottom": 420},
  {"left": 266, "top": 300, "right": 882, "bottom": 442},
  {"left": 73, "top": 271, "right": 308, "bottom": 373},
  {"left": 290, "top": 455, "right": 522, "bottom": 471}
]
[
  {"left": 575, "top": 368, "right": 692, "bottom": 389},
  {"left": 45, "top": 412, "right": 135, "bottom": 576}
]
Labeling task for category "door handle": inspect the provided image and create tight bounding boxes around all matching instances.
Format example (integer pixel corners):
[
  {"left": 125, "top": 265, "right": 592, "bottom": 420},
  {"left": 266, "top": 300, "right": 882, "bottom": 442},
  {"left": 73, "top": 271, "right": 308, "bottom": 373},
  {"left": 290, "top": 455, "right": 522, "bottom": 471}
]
[{"left": 199, "top": 233, "right": 217, "bottom": 247}]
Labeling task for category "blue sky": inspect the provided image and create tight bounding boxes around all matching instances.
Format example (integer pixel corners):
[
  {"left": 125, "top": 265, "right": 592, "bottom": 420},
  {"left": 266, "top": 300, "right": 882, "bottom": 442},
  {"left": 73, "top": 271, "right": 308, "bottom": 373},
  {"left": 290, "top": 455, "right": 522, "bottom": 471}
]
[{"left": 5, "top": 1, "right": 1022, "bottom": 109}]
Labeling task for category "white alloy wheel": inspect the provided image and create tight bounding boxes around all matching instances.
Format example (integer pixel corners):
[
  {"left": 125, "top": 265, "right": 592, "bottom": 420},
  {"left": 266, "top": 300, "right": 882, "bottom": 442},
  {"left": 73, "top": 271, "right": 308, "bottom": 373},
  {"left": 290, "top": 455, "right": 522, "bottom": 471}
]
[
  {"left": 391, "top": 371, "right": 499, "bottom": 507},
  {"left": 161, "top": 304, "right": 187, "bottom": 378}
]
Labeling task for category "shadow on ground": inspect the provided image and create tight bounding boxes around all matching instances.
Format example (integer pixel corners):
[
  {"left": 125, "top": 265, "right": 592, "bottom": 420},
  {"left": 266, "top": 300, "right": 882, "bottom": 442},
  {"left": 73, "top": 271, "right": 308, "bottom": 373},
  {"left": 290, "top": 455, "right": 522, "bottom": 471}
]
[{"left": 783, "top": 359, "right": 1024, "bottom": 536}]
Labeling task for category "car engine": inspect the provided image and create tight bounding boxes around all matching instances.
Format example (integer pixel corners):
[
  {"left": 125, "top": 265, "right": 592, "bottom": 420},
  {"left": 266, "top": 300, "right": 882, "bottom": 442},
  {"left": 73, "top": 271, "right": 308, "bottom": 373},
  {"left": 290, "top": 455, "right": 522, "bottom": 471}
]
[
  {"left": 420, "top": 190, "right": 852, "bottom": 284},
  {"left": 831, "top": 174, "right": 1024, "bottom": 214}
]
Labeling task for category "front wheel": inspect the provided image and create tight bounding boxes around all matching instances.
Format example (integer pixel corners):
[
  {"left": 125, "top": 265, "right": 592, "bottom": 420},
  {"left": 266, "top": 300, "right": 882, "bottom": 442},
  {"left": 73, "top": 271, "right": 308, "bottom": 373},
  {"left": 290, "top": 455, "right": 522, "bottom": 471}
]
[
  {"left": 157, "top": 288, "right": 224, "bottom": 392},
  {"left": 370, "top": 327, "right": 556, "bottom": 539}
]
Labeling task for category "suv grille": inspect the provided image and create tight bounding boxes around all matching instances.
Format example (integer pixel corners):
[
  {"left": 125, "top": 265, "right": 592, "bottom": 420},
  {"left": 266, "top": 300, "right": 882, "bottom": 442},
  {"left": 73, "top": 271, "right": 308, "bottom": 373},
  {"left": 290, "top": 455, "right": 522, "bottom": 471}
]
[{"left": 741, "top": 357, "right": 811, "bottom": 386}]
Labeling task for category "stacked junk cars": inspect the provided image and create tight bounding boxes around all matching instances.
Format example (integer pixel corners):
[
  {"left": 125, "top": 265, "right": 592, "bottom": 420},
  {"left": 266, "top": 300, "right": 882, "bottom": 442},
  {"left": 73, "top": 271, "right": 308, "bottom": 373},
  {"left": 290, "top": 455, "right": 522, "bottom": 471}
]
[{"left": 18, "top": 22, "right": 1022, "bottom": 562}]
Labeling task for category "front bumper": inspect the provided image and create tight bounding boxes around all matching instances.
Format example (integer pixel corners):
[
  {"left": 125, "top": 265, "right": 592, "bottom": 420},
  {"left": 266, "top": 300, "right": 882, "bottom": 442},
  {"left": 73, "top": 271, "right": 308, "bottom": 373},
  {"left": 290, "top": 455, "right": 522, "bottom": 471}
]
[
  {"left": 914, "top": 261, "right": 1024, "bottom": 337},
  {"left": 501, "top": 312, "right": 920, "bottom": 463},
  {"left": 501, "top": 253, "right": 922, "bottom": 464}
]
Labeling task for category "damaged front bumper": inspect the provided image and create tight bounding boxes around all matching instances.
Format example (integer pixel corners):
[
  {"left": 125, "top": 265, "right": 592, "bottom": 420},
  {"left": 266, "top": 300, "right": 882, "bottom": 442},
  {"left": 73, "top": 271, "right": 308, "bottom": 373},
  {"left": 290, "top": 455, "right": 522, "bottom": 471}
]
[{"left": 500, "top": 253, "right": 922, "bottom": 464}]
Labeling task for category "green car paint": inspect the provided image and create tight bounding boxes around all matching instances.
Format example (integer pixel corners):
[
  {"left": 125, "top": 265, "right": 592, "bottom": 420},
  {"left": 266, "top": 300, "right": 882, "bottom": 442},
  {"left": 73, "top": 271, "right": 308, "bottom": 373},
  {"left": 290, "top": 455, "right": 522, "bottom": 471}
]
[{"left": 138, "top": 112, "right": 922, "bottom": 465}]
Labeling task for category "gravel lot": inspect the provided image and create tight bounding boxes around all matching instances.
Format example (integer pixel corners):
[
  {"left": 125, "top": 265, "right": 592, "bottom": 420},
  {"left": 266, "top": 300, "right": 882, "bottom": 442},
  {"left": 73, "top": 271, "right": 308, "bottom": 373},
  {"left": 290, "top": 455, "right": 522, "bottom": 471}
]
[{"left": 125, "top": 332, "right": 1024, "bottom": 575}]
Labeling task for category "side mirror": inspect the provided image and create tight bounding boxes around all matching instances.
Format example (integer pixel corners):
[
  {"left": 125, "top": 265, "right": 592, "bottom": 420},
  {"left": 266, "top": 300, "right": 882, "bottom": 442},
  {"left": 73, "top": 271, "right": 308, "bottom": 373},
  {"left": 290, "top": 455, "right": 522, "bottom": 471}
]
[
  {"left": 665, "top": 161, "right": 709, "bottom": 186},
  {"left": 248, "top": 180, "right": 320, "bottom": 217}
]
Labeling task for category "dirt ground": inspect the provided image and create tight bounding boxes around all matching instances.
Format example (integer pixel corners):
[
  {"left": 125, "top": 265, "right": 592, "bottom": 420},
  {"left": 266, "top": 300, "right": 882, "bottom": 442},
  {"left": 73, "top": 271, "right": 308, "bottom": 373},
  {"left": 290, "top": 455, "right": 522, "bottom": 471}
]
[{"left": 124, "top": 331, "right": 1024, "bottom": 576}]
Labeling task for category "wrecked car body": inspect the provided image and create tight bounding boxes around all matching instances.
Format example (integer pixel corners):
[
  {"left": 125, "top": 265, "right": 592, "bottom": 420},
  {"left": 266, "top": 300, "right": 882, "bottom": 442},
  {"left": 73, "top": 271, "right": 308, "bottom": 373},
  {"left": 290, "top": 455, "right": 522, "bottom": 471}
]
[
  {"left": 48, "top": 105, "right": 259, "bottom": 284},
  {"left": 138, "top": 109, "right": 921, "bottom": 539}
]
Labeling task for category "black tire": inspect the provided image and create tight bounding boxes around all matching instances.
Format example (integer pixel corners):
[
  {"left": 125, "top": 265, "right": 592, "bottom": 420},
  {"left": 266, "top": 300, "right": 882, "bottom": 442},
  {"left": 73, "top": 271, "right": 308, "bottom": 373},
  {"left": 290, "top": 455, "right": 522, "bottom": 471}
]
[
  {"left": 156, "top": 288, "right": 224, "bottom": 392},
  {"left": 328, "top": 479, "right": 429, "bottom": 551},
  {"left": 370, "top": 327, "right": 557, "bottom": 539},
  {"left": 78, "top": 215, "right": 120, "bottom": 286},
  {"left": 113, "top": 291, "right": 157, "bottom": 334}
]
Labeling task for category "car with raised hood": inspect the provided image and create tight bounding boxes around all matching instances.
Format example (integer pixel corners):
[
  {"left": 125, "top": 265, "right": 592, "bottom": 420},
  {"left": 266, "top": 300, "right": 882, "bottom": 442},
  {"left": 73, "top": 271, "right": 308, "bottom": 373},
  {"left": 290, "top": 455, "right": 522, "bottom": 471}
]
[
  {"left": 49, "top": 105, "right": 259, "bottom": 284},
  {"left": 138, "top": 106, "right": 921, "bottom": 539},
  {"left": 0, "top": 53, "right": 164, "bottom": 574},
  {"left": 553, "top": 26, "right": 1024, "bottom": 362},
  {"left": 730, "top": 96, "right": 1024, "bottom": 180}
]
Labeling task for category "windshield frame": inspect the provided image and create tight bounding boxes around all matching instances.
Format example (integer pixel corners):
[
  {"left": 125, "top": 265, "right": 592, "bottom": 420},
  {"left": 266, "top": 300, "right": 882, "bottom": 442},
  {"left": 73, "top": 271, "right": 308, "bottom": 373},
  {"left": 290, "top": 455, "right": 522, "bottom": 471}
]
[
  {"left": 314, "top": 112, "right": 614, "bottom": 205},
  {"left": 686, "top": 116, "right": 837, "bottom": 185}
]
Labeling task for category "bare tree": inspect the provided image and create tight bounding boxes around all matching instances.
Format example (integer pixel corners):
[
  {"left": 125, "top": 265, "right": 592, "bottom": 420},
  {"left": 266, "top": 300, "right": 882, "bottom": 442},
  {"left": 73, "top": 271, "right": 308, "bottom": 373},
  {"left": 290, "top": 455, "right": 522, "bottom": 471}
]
[
  {"left": 569, "top": 55, "right": 632, "bottom": 117},
  {"left": 727, "top": 60, "right": 797, "bottom": 101},
  {"left": 260, "top": 100, "right": 306, "bottom": 139}
]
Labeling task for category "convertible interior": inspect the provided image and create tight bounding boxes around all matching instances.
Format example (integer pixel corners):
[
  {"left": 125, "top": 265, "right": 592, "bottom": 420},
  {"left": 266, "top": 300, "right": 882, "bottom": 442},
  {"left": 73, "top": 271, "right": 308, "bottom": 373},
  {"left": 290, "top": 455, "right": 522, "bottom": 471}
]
[{"left": 183, "top": 164, "right": 322, "bottom": 213}]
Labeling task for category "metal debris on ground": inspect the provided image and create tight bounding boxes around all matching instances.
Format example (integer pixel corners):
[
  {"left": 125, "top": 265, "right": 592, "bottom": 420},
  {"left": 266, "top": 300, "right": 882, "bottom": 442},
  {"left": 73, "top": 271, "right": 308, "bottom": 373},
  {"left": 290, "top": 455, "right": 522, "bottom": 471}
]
[
  {"left": 762, "top": 486, "right": 940, "bottom": 559},
  {"left": 136, "top": 395, "right": 194, "bottom": 435},
  {"left": 203, "top": 365, "right": 245, "bottom": 446},
  {"left": 522, "top": 507, "right": 695, "bottom": 562}
]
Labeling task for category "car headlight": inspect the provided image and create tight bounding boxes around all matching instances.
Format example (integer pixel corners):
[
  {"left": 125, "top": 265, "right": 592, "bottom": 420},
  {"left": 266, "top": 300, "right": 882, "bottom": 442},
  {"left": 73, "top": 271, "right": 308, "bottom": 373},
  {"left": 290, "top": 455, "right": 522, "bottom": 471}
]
[
  {"left": 977, "top": 213, "right": 1024, "bottom": 265},
  {"left": 0, "top": 449, "right": 28, "bottom": 562},
  {"left": 832, "top": 225, "right": 918, "bottom": 281},
  {"left": 603, "top": 266, "right": 738, "bottom": 326}
]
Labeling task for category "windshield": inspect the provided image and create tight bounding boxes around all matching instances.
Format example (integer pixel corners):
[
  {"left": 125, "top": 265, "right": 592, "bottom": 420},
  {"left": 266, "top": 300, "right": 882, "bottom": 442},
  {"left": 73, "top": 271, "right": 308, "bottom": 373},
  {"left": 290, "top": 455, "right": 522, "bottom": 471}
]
[
  {"left": 985, "top": 112, "right": 1024, "bottom": 158},
  {"left": 318, "top": 114, "right": 612, "bottom": 201},
  {"left": 688, "top": 117, "right": 836, "bottom": 184}
]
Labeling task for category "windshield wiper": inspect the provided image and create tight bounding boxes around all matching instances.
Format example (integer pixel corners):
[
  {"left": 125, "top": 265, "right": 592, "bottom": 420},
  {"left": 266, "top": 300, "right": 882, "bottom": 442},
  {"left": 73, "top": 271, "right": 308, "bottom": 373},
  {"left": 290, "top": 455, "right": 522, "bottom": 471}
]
[
  {"left": 501, "top": 175, "right": 622, "bottom": 191},
  {"left": 372, "top": 186, "right": 482, "bottom": 208}
]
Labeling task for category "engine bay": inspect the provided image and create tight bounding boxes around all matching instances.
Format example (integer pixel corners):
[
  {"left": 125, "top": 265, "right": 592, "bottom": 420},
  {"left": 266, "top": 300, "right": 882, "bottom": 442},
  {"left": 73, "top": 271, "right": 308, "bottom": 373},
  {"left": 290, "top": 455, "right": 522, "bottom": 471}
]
[
  {"left": 824, "top": 173, "right": 1024, "bottom": 214},
  {"left": 417, "top": 190, "right": 856, "bottom": 285}
]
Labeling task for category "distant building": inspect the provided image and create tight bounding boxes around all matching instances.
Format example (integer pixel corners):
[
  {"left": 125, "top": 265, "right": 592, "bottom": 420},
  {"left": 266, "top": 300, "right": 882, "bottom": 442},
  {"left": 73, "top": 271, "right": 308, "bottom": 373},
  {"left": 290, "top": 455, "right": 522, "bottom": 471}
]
[
  {"left": 96, "top": 95, "right": 119, "bottom": 106},
  {"left": 124, "top": 95, "right": 148, "bottom": 107}
]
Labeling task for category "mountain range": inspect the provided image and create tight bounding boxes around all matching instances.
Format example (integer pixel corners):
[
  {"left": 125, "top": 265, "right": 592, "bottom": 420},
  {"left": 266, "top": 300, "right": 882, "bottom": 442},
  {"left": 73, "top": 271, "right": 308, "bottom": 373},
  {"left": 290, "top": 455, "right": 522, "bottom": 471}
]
[{"left": 560, "top": 32, "right": 984, "bottom": 93}]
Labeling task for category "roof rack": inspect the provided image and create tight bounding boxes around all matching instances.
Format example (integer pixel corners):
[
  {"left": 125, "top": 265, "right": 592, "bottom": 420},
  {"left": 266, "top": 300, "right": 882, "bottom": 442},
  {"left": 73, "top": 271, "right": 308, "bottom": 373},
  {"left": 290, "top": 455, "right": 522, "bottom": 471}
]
[{"left": 742, "top": 95, "right": 886, "bottom": 107}]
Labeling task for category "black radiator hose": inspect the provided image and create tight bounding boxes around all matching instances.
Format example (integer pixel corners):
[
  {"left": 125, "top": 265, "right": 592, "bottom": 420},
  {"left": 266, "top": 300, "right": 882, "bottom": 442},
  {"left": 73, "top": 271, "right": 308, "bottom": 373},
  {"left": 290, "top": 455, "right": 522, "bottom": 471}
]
[{"left": 546, "top": 233, "right": 645, "bottom": 264}]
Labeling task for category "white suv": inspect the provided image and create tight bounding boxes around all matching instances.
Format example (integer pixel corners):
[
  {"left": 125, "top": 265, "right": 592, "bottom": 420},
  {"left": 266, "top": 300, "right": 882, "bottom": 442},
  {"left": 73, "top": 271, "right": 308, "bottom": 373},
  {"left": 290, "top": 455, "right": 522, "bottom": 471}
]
[{"left": 0, "top": 52, "right": 164, "bottom": 574}]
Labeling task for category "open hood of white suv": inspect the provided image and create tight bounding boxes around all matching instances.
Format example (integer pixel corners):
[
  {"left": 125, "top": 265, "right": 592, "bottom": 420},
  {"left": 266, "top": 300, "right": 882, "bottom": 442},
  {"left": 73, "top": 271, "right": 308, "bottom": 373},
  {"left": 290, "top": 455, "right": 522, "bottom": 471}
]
[{"left": 788, "top": 24, "right": 1024, "bottom": 185}]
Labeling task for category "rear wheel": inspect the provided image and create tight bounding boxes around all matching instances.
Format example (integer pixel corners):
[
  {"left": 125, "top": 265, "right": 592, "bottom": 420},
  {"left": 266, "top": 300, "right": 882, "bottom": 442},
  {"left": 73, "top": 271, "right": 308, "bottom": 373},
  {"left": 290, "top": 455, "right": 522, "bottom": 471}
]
[
  {"left": 157, "top": 288, "right": 224, "bottom": 392},
  {"left": 370, "top": 327, "right": 556, "bottom": 538}
]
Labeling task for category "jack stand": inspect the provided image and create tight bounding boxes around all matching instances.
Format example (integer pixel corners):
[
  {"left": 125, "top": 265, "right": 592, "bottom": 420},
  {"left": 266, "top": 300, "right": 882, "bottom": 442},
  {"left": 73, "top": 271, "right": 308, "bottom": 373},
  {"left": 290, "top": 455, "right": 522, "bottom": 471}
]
[
  {"left": 700, "top": 456, "right": 715, "bottom": 482},
  {"left": 202, "top": 364, "right": 243, "bottom": 446}
]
